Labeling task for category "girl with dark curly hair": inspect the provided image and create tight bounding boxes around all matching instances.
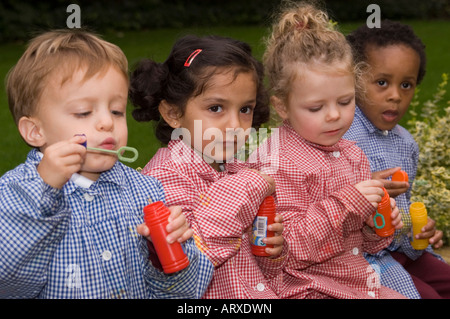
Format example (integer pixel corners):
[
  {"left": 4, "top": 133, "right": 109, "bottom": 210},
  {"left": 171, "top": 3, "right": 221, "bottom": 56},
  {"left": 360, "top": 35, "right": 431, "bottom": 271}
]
[{"left": 129, "top": 34, "right": 285, "bottom": 299}]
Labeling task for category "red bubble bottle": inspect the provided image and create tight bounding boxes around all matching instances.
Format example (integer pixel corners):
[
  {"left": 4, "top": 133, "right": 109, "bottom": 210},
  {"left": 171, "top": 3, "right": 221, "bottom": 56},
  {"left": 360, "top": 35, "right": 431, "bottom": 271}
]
[
  {"left": 143, "top": 201, "right": 189, "bottom": 274},
  {"left": 372, "top": 188, "right": 395, "bottom": 237},
  {"left": 251, "top": 196, "right": 276, "bottom": 256}
]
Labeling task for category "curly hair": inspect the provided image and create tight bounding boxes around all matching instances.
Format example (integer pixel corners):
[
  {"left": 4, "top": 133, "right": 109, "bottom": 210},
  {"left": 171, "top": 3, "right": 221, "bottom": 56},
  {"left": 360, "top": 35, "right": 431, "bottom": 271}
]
[
  {"left": 129, "top": 34, "right": 269, "bottom": 145},
  {"left": 346, "top": 19, "right": 426, "bottom": 84},
  {"left": 263, "top": 1, "right": 362, "bottom": 101}
]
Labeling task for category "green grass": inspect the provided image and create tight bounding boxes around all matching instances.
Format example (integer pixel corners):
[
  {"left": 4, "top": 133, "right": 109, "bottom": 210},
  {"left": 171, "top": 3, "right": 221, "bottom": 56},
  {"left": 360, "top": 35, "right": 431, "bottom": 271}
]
[{"left": 1, "top": 21, "right": 449, "bottom": 175}]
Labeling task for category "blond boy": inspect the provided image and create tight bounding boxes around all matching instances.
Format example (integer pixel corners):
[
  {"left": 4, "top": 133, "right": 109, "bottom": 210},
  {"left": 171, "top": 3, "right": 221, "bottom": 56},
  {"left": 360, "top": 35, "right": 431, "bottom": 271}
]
[{"left": 0, "top": 30, "right": 212, "bottom": 298}]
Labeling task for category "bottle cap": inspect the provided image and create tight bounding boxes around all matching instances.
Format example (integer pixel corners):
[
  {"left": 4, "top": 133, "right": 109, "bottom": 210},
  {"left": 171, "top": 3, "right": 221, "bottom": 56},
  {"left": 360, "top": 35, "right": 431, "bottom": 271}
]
[
  {"left": 143, "top": 201, "right": 169, "bottom": 226},
  {"left": 392, "top": 170, "right": 408, "bottom": 182},
  {"left": 410, "top": 202, "right": 427, "bottom": 217}
]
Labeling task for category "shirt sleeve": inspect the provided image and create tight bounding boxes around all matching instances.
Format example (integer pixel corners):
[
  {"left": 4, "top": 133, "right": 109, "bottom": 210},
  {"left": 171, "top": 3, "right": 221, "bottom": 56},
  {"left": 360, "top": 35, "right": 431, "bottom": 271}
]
[
  {"left": 144, "top": 238, "right": 213, "bottom": 299},
  {"left": 275, "top": 151, "right": 392, "bottom": 266},
  {"left": 282, "top": 184, "right": 385, "bottom": 265},
  {"left": 146, "top": 167, "right": 271, "bottom": 268},
  {"left": 132, "top": 173, "right": 213, "bottom": 299},
  {"left": 0, "top": 171, "right": 71, "bottom": 298}
]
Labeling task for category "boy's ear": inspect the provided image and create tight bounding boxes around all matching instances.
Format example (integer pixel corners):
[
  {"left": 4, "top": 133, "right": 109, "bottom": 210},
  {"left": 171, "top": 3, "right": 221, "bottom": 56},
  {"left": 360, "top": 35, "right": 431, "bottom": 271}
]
[
  {"left": 271, "top": 95, "right": 288, "bottom": 120},
  {"left": 158, "top": 100, "right": 182, "bottom": 128},
  {"left": 17, "top": 116, "right": 46, "bottom": 147}
]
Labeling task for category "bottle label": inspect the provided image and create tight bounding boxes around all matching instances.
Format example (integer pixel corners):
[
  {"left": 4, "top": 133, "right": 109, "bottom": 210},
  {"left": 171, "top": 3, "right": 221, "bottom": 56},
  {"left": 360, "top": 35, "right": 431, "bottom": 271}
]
[{"left": 252, "top": 216, "right": 268, "bottom": 247}]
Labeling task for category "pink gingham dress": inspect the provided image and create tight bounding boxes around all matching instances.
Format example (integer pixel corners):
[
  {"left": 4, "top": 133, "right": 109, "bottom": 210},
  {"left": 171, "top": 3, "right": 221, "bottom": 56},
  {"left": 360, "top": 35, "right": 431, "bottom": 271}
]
[
  {"left": 142, "top": 140, "right": 284, "bottom": 299},
  {"left": 252, "top": 122, "right": 407, "bottom": 299}
]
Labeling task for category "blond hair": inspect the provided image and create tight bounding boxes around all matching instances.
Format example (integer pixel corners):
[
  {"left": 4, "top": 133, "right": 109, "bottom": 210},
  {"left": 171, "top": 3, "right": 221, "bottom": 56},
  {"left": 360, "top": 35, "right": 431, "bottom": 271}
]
[
  {"left": 263, "top": 1, "right": 363, "bottom": 101},
  {"left": 6, "top": 29, "right": 129, "bottom": 124}
]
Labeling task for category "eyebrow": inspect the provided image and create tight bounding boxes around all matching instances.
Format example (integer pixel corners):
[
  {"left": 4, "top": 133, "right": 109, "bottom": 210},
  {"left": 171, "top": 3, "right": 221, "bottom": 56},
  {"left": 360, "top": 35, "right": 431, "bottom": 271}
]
[
  {"left": 202, "top": 97, "right": 257, "bottom": 104},
  {"left": 302, "top": 92, "right": 354, "bottom": 104},
  {"left": 67, "top": 94, "right": 127, "bottom": 104},
  {"left": 375, "top": 73, "right": 417, "bottom": 81}
]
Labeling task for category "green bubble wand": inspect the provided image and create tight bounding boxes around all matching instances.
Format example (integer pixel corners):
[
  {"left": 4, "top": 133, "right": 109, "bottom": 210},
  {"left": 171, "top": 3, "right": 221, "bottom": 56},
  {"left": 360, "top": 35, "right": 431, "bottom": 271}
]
[
  {"left": 76, "top": 134, "right": 139, "bottom": 163},
  {"left": 86, "top": 146, "right": 139, "bottom": 163}
]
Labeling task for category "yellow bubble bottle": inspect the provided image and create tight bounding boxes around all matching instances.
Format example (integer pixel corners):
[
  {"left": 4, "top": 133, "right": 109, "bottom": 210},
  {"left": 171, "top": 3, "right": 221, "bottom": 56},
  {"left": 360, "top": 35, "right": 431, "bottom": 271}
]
[{"left": 409, "top": 202, "right": 429, "bottom": 250}]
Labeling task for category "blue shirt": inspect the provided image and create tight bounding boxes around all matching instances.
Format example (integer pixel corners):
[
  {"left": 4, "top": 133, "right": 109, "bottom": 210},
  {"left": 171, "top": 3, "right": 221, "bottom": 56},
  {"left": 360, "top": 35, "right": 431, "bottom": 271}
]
[
  {"left": 0, "top": 149, "right": 213, "bottom": 299},
  {"left": 344, "top": 106, "right": 422, "bottom": 299}
]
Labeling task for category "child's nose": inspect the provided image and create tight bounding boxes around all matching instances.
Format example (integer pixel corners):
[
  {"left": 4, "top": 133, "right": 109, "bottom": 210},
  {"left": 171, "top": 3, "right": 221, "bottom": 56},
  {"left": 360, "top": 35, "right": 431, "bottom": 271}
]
[
  {"left": 96, "top": 113, "right": 114, "bottom": 131},
  {"left": 326, "top": 105, "right": 341, "bottom": 121},
  {"left": 387, "top": 87, "right": 401, "bottom": 103},
  {"left": 227, "top": 113, "right": 242, "bottom": 130}
]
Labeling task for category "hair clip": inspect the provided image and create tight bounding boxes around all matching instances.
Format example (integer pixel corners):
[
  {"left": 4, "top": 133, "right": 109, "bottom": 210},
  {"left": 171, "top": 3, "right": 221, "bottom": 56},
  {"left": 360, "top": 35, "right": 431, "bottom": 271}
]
[{"left": 184, "top": 49, "right": 202, "bottom": 67}]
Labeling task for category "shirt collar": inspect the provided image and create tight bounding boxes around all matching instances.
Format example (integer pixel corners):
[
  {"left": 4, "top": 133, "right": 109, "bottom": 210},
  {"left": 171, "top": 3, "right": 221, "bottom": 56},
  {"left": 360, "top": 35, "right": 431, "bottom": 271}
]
[
  {"left": 167, "top": 139, "right": 245, "bottom": 182},
  {"left": 64, "top": 162, "right": 126, "bottom": 195},
  {"left": 355, "top": 106, "right": 402, "bottom": 137}
]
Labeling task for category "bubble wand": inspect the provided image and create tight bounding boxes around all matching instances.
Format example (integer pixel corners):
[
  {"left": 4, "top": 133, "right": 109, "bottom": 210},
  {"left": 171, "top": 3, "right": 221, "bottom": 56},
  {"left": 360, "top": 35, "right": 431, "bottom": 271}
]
[
  {"left": 86, "top": 146, "right": 139, "bottom": 163},
  {"left": 76, "top": 134, "right": 139, "bottom": 163}
]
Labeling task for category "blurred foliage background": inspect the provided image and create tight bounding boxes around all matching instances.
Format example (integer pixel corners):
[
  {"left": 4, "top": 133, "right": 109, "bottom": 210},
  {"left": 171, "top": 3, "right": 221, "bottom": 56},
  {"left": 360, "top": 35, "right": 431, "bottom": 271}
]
[{"left": 0, "top": 0, "right": 449, "bottom": 42}]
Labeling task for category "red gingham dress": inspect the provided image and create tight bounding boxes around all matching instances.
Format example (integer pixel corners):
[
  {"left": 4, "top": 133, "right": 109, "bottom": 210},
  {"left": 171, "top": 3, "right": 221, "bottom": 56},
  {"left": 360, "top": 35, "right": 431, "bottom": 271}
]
[
  {"left": 251, "top": 122, "right": 407, "bottom": 299},
  {"left": 142, "top": 140, "right": 284, "bottom": 299}
]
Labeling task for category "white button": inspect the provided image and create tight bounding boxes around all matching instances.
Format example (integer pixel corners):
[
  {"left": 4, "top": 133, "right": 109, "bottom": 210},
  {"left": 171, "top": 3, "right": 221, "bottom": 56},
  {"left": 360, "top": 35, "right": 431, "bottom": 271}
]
[
  {"left": 382, "top": 130, "right": 389, "bottom": 136},
  {"left": 256, "top": 283, "right": 265, "bottom": 292},
  {"left": 102, "top": 250, "right": 112, "bottom": 261},
  {"left": 84, "top": 193, "right": 94, "bottom": 201},
  {"left": 332, "top": 151, "right": 340, "bottom": 158},
  {"left": 352, "top": 247, "right": 359, "bottom": 255},
  {"left": 368, "top": 291, "right": 376, "bottom": 297}
]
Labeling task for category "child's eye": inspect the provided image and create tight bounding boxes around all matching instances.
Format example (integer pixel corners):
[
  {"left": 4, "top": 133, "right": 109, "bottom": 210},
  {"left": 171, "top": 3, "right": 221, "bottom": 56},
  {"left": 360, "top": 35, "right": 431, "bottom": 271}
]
[
  {"left": 401, "top": 82, "right": 413, "bottom": 89},
  {"left": 377, "top": 80, "right": 387, "bottom": 87},
  {"left": 209, "top": 105, "right": 223, "bottom": 113},
  {"left": 338, "top": 99, "right": 353, "bottom": 106},
  {"left": 111, "top": 110, "right": 125, "bottom": 117},
  {"left": 338, "top": 97, "right": 354, "bottom": 106},
  {"left": 308, "top": 106, "right": 322, "bottom": 112},
  {"left": 74, "top": 111, "right": 91, "bottom": 118},
  {"left": 240, "top": 106, "right": 254, "bottom": 114}
]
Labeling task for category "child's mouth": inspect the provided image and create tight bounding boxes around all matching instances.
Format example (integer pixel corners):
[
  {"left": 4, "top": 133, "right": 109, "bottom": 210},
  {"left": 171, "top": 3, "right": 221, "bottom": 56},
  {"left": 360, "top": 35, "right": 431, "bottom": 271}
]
[
  {"left": 381, "top": 110, "right": 399, "bottom": 122},
  {"left": 99, "top": 137, "right": 116, "bottom": 150}
]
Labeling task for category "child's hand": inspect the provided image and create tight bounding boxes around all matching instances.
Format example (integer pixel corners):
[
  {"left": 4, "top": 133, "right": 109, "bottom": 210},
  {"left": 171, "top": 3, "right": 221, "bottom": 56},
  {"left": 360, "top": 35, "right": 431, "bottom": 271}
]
[
  {"left": 247, "top": 169, "right": 276, "bottom": 196},
  {"left": 366, "top": 198, "right": 403, "bottom": 231},
  {"left": 37, "top": 135, "right": 87, "bottom": 189},
  {"left": 264, "top": 214, "right": 284, "bottom": 257},
  {"left": 137, "top": 206, "right": 193, "bottom": 244},
  {"left": 415, "top": 217, "right": 444, "bottom": 249},
  {"left": 372, "top": 167, "right": 409, "bottom": 198},
  {"left": 354, "top": 179, "right": 385, "bottom": 209},
  {"left": 258, "top": 171, "right": 276, "bottom": 197},
  {"left": 389, "top": 197, "right": 403, "bottom": 230}
]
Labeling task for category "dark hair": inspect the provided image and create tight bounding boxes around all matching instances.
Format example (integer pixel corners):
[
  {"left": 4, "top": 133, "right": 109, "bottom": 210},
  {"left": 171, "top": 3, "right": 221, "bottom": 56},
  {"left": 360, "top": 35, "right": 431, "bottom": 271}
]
[
  {"left": 129, "top": 34, "right": 269, "bottom": 145},
  {"left": 346, "top": 19, "right": 426, "bottom": 84}
]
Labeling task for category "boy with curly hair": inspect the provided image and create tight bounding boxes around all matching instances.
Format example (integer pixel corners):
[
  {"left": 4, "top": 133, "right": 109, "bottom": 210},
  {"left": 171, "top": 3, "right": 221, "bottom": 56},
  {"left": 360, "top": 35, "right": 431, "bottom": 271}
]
[{"left": 344, "top": 20, "right": 450, "bottom": 299}]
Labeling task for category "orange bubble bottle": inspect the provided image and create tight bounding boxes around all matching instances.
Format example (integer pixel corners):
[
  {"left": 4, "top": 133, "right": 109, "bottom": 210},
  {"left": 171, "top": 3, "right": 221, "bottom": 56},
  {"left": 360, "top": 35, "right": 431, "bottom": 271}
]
[{"left": 372, "top": 188, "right": 395, "bottom": 237}]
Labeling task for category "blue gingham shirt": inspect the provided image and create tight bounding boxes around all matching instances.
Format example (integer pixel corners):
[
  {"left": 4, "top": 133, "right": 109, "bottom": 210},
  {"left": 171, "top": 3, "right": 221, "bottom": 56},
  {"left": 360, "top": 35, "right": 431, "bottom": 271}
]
[
  {"left": 344, "top": 106, "right": 443, "bottom": 299},
  {"left": 0, "top": 149, "right": 213, "bottom": 299}
]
